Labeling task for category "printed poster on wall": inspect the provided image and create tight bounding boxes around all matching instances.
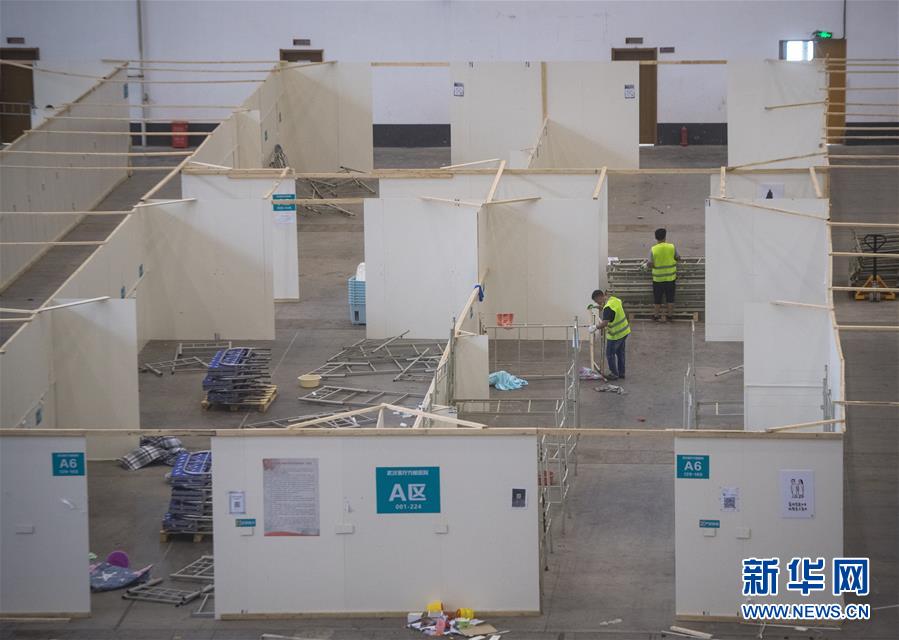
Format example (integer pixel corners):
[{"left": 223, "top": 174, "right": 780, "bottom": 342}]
[
  {"left": 780, "top": 469, "right": 814, "bottom": 519},
  {"left": 262, "top": 458, "right": 320, "bottom": 536}
]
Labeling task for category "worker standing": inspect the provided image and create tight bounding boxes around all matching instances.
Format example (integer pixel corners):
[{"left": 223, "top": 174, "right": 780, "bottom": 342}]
[
  {"left": 589, "top": 289, "right": 630, "bottom": 380},
  {"left": 649, "top": 227, "right": 680, "bottom": 322}
]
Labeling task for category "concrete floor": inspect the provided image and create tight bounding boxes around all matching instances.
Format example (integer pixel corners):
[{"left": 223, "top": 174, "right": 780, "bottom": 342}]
[{"left": 3, "top": 145, "right": 896, "bottom": 640}]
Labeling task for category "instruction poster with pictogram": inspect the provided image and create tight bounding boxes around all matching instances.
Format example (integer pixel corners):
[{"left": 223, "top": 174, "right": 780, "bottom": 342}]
[{"left": 780, "top": 469, "right": 814, "bottom": 519}]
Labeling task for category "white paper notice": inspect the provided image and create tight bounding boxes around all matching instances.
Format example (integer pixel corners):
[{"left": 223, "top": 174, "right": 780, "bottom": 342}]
[
  {"left": 228, "top": 490, "right": 246, "bottom": 514},
  {"left": 263, "top": 458, "right": 320, "bottom": 536},
  {"left": 720, "top": 486, "right": 740, "bottom": 512},
  {"left": 780, "top": 469, "right": 814, "bottom": 519}
]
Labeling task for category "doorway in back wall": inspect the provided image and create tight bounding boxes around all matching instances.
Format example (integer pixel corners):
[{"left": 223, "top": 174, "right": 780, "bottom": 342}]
[
  {"left": 280, "top": 49, "right": 324, "bottom": 63},
  {"left": 611, "top": 47, "right": 657, "bottom": 144},
  {"left": 0, "top": 47, "right": 39, "bottom": 142}
]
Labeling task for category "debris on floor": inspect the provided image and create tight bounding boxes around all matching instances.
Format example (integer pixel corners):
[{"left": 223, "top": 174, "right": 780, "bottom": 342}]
[
  {"left": 406, "top": 603, "right": 505, "bottom": 637},
  {"left": 594, "top": 383, "right": 626, "bottom": 395},
  {"left": 140, "top": 356, "right": 209, "bottom": 376},
  {"left": 117, "top": 436, "right": 187, "bottom": 470},
  {"left": 578, "top": 366, "right": 604, "bottom": 380},
  {"left": 89, "top": 561, "right": 152, "bottom": 592},
  {"left": 488, "top": 370, "right": 528, "bottom": 391},
  {"left": 169, "top": 555, "right": 214, "bottom": 582},
  {"left": 122, "top": 578, "right": 213, "bottom": 606}
]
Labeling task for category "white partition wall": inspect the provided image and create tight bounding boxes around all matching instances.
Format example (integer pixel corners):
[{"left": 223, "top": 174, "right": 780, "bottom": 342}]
[
  {"left": 363, "top": 198, "right": 479, "bottom": 339},
  {"left": 369, "top": 173, "right": 606, "bottom": 337},
  {"left": 142, "top": 174, "right": 278, "bottom": 339},
  {"left": 533, "top": 62, "right": 639, "bottom": 169},
  {"left": 675, "top": 433, "right": 843, "bottom": 620},
  {"left": 479, "top": 197, "right": 606, "bottom": 326},
  {"left": 453, "top": 334, "right": 490, "bottom": 400},
  {"left": 727, "top": 61, "right": 825, "bottom": 168},
  {"left": 705, "top": 198, "right": 828, "bottom": 341},
  {"left": 0, "top": 215, "right": 142, "bottom": 447},
  {"left": 189, "top": 62, "right": 373, "bottom": 172},
  {"left": 0, "top": 315, "right": 53, "bottom": 429},
  {"left": 450, "top": 62, "right": 542, "bottom": 166},
  {"left": 450, "top": 62, "right": 639, "bottom": 168},
  {"left": 743, "top": 303, "right": 838, "bottom": 431},
  {"left": 212, "top": 432, "right": 540, "bottom": 616},
  {"left": 0, "top": 436, "right": 90, "bottom": 616},
  {"left": 0, "top": 68, "right": 129, "bottom": 289},
  {"left": 50, "top": 299, "right": 138, "bottom": 458},
  {"left": 280, "top": 63, "right": 374, "bottom": 172}
]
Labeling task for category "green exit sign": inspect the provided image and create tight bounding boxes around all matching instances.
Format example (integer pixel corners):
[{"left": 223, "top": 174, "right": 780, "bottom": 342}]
[{"left": 813, "top": 30, "right": 833, "bottom": 40}]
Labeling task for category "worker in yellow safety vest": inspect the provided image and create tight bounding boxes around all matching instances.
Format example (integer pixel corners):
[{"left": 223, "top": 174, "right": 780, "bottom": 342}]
[
  {"left": 649, "top": 227, "right": 680, "bottom": 323},
  {"left": 589, "top": 289, "right": 630, "bottom": 380}
]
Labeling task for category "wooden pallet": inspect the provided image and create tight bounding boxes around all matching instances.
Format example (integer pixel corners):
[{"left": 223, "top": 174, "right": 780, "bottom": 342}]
[
  {"left": 630, "top": 310, "right": 701, "bottom": 322},
  {"left": 159, "top": 530, "right": 212, "bottom": 543},
  {"left": 200, "top": 385, "right": 278, "bottom": 413}
]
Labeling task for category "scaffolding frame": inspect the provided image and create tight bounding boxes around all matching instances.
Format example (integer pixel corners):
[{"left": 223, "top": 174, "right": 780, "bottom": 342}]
[{"left": 455, "top": 321, "right": 581, "bottom": 556}]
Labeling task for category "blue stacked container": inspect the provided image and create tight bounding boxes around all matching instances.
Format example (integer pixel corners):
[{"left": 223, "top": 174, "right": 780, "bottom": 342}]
[{"left": 348, "top": 276, "right": 366, "bottom": 325}]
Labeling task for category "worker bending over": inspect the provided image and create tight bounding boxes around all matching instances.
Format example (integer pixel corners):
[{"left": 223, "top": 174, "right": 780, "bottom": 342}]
[
  {"left": 589, "top": 289, "right": 630, "bottom": 380},
  {"left": 649, "top": 227, "right": 680, "bottom": 322}
]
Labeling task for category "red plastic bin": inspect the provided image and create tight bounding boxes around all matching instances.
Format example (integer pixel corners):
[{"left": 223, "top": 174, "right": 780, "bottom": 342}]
[{"left": 171, "top": 121, "right": 188, "bottom": 149}]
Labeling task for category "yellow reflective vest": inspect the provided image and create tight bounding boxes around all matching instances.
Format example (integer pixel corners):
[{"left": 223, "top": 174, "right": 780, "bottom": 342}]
[
  {"left": 603, "top": 296, "right": 631, "bottom": 341},
  {"left": 651, "top": 242, "right": 677, "bottom": 282}
]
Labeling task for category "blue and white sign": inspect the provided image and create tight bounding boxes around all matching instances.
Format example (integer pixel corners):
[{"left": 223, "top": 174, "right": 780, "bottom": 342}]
[
  {"left": 676, "top": 454, "right": 709, "bottom": 479},
  {"left": 699, "top": 519, "right": 720, "bottom": 529},
  {"left": 235, "top": 518, "right": 256, "bottom": 528},
  {"left": 272, "top": 193, "right": 297, "bottom": 212},
  {"left": 52, "top": 452, "right": 85, "bottom": 476},
  {"left": 376, "top": 466, "right": 440, "bottom": 514}
]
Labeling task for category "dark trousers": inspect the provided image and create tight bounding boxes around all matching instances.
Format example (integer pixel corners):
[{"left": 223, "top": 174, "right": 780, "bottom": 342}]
[{"left": 606, "top": 336, "right": 627, "bottom": 377}]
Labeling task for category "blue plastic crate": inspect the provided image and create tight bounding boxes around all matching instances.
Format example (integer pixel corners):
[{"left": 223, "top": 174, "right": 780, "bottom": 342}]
[
  {"left": 348, "top": 277, "right": 366, "bottom": 305},
  {"left": 350, "top": 302, "right": 366, "bottom": 325}
]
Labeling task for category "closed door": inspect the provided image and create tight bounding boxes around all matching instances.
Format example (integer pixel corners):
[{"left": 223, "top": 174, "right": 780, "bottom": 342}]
[
  {"left": 815, "top": 38, "right": 847, "bottom": 142},
  {"left": 0, "top": 48, "right": 38, "bottom": 143},
  {"left": 612, "top": 47, "right": 658, "bottom": 144}
]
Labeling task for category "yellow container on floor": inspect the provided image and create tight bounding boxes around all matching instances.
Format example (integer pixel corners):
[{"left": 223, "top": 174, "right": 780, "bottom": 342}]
[{"left": 298, "top": 374, "right": 321, "bottom": 388}]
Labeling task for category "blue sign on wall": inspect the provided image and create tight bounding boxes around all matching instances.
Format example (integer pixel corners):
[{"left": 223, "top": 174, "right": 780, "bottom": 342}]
[
  {"left": 272, "top": 193, "right": 297, "bottom": 212},
  {"left": 52, "top": 452, "right": 85, "bottom": 476},
  {"left": 376, "top": 466, "right": 440, "bottom": 514},
  {"left": 676, "top": 454, "right": 709, "bottom": 479},
  {"left": 699, "top": 519, "right": 720, "bottom": 529},
  {"left": 235, "top": 518, "right": 256, "bottom": 527}
]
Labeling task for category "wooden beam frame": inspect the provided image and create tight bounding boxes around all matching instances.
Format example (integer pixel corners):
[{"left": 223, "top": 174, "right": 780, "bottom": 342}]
[
  {"left": 830, "top": 251, "right": 899, "bottom": 259},
  {"left": 484, "top": 196, "right": 541, "bottom": 206},
  {"left": 591, "top": 167, "right": 607, "bottom": 200},
  {"left": 835, "top": 325, "right": 899, "bottom": 331},
  {"left": 0, "top": 164, "right": 177, "bottom": 171},
  {"left": 540, "top": 61, "right": 548, "bottom": 121},
  {"left": 23, "top": 129, "right": 212, "bottom": 136},
  {"left": 141, "top": 156, "right": 192, "bottom": 201},
  {"left": 708, "top": 196, "right": 827, "bottom": 220},
  {"left": 440, "top": 158, "right": 501, "bottom": 170},
  {"left": 0, "top": 150, "right": 193, "bottom": 157},
  {"left": 809, "top": 166, "right": 823, "bottom": 198},
  {"left": 485, "top": 160, "right": 506, "bottom": 202},
  {"left": 0, "top": 240, "right": 105, "bottom": 246},
  {"left": 420, "top": 196, "right": 483, "bottom": 208},
  {"left": 728, "top": 151, "right": 827, "bottom": 170},
  {"left": 765, "top": 418, "right": 845, "bottom": 433}
]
